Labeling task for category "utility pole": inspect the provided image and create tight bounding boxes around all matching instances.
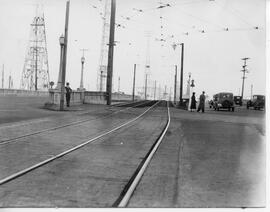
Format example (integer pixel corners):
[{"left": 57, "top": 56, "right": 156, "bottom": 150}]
[
  {"left": 144, "top": 74, "right": 148, "bottom": 100},
  {"left": 240, "top": 57, "right": 249, "bottom": 103},
  {"left": 251, "top": 84, "right": 253, "bottom": 99},
  {"left": 169, "top": 87, "right": 172, "bottom": 101},
  {"left": 158, "top": 84, "right": 161, "bottom": 100},
  {"left": 1, "top": 64, "right": 4, "bottom": 89},
  {"left": 174, "top": 65, "right": 177, "bottom": 104},
  {"left": 60, "top": 0, "right": 70, "bottom": 111},
  {"left": 154, "top": 80, "right": 156, "bottom": 100},
  {"left": 106, "top": 0, "right": 116, "bottom": 105},
  {"left": 118, "top": 76, "right": 120, "bottom": 92},
  {"left": 79, "top": 48, "right": 88, "bottom": 90},
  {"left": 172, "top": 42, "right": 184, "bottom": 105},
  {"left": 132, "top": 64, "right": 136, "bottom": 101},
  {"left": 8, "top": 74, "right": 11, "bottom": 89},
  {"left": 180, "top": 43, "right": 184, "bottom": 105}
]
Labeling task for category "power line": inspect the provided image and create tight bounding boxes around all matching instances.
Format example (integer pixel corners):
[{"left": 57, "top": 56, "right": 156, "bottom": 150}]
[
  {"left": 240, "top": 57, "right": 250, "bottom": 101},
  {"left": 213, "top": 0, "right": 255, "bottom": 28}
]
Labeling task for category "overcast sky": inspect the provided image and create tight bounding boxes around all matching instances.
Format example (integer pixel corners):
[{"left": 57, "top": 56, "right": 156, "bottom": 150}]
[{"left": 0, "top": 0, "right": 266, "bottom": 98}]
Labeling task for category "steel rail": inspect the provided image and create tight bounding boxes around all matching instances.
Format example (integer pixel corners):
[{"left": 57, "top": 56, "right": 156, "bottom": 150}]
[
  {"left": 115, "top": 101, "right": 171, "bottom": 207},
  {"left": 0, "top": 101, "right": 160, "bottom": 186},
  {"left": 0, "top": 100, "right": 150, "bottom": 146},
  {"left": 0, "top": 100, "right": 147, "bottom": 130}
]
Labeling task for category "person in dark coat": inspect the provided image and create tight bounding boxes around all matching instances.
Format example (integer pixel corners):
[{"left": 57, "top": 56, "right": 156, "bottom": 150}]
[
  {"left": 197, "top": 91, "right": 206, "bottom": 113},
  {"left": 190, "top": 92, "right": 196, "bottom": 112},
  {"left": 65, "top": 82, "right": 72, "bottom": 107}
]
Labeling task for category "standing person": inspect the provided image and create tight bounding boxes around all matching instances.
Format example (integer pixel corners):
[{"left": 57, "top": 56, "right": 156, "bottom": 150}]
[
  {"left": 65, "top": 82, "right": 72, "bottom": 107},
  {"left": 197, "top": 91, "right": 206, "bottom": 113},
  {"left": 190, "top": 92, "right": 197, "bottom": 112}
]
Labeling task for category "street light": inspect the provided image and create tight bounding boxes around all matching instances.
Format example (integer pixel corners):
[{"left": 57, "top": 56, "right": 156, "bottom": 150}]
[
  {"left": 58, "top": 34, "right": 66, "bottom": 111},
  {"left": 56, "top": 34, "right": 65, "bottom": 89},
  {"left": 79, "top": 56, "right": 85, "bottom": 90},
  {"left": 191, "top": 79, "right": 195, "bottom": 88}
]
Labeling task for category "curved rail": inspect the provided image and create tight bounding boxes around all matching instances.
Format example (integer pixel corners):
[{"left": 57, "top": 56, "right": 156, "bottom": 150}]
[
  {"left": 0, "top": 101, "right": 160, "bottom": 186},
  {"left": 114, "top": 101, "right": 171, "bottom": 207},
  {"left": 0, "top": 100, "right": 151, "bottom": 146}
]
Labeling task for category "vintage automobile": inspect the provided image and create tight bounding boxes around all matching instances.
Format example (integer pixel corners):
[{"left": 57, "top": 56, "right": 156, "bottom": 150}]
[
  {"left": 213, "top": 92, "right": 235, "bottom": 112},
  {"left": 208, "top": 99, "right": 214, "bottom": 108},
  {"left": 233, "top": 96, "right": 242, "bottom": 106},
  {"left": 246, "top": 95, "right": 265, "bottom": 110}
]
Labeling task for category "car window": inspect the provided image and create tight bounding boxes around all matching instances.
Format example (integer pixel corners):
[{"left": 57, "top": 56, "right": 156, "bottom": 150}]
[{"left": 222, "top": 94, "right": 232, "bottom": 98}]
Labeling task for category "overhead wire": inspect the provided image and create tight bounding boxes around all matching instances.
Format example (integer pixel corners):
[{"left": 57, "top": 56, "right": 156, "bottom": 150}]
[
  {"left": 213, "top": 0, "right": 258, "bottom": 28},
  {"left": 90, "top": 0, "right": 262, "bottom": 49}
]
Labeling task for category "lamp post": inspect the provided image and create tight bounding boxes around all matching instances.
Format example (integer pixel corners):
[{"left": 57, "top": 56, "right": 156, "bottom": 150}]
[
  {"left": 187, "top": 78, "right": 195, "bottom": 111},
  {"left": 132, "top": 64, "right": 136, "bottom": 101},
  {"left": 144, "top": 74, "right": 148, "bottom": 100},
  {"left": 79, "top": 56, "right": 85, "bottom": 90},
  {"left": 174, "top": 65, "right": 177, "bottom": 104},
  {"left": 187, "top": 72, "right": 191, "bottom": 110},
  {"left": 172, "top": 42, "right": 184, "bottom": 106},
  {"left": 190, "top": 79, "right": 195, "bottom": 109},
  {"left": 59, "top": 34, "right": 65, "bottom": 111},
  {"left": 56, "top": 34, "right": 65, "bottom": 90}
]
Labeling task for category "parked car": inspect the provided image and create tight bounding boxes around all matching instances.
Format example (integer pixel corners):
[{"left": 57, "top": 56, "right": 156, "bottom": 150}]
[
  {"left": 246, "top": 95, "right": 265, "bottom": 110},
  {"left": 208, "top": 99, "right": 214, "bottom": 108},
  {"left": 234, "top": 96, "right": 242, "bottom": 106},
  {"left": 213, "top": 92, "right": 235, "bottom": 112}
]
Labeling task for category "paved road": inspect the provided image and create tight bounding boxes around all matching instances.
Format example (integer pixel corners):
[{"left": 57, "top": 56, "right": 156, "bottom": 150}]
[
  {"left": 129, "top": 107, "right": 265, "bottom": 207},
  {"left": 0, "top": 96, "right": 266, "bottom": 208}
]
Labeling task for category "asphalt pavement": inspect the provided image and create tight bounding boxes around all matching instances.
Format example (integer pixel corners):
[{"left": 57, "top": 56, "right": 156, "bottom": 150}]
[{"left": 0, "top": 96, "right": 266, "bottom": 208}]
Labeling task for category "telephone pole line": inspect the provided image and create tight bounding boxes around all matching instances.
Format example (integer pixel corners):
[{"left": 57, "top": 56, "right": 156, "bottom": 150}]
[{"left": 240, "top": 57, "right": 249, "bottom": 102}]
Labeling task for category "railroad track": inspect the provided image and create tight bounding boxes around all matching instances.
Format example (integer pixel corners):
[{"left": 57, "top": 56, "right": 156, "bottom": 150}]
[
  {"left": 114, "top": 101, "right": 170, "bottom": 207},
  {"left": 0, "top": 100, "right": 150, "bottom": 146},
  {"left": 0, "top": 100, "right": 170, "bottom": 207}
]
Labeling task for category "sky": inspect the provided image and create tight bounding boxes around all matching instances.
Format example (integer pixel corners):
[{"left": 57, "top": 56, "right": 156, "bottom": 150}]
[{"left": 0, "top": 0, "right": 266, "bottom": 99}]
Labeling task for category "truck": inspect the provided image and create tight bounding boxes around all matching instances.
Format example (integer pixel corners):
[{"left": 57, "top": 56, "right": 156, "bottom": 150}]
[
  {"left": 213, "top": 92, "right": 235, "bottom": 112},
  {"left": 246, "top": 95, "right": 265, "bottom": 110}
]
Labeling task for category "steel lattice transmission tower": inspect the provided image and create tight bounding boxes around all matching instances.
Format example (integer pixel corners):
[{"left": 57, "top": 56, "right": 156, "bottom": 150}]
[
  {"left": 96, "top": 0, "right": 111, "bottom": 91},
  {"left": 21, "top": 6, "right": 49, "bottom": 90}
]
